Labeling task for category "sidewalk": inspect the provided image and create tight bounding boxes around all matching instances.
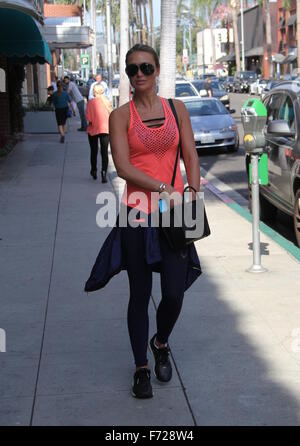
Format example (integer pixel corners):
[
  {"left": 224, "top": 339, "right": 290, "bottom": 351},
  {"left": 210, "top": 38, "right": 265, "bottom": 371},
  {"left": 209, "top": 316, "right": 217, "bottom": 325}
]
[{"left": 1, "top": 118, "right": 300, "bottom": 426}]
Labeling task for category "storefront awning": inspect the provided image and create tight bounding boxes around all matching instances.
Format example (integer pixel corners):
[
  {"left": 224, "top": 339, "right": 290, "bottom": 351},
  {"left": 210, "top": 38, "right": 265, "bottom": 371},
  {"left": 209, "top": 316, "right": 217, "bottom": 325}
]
[
  {"left": 244, "top": 46, "right": 264, "bottom": 57},
  {"left": 282, "top": 54, "right": 297, "bottom": 64},
  {"left": 0, "top": 7, "right": 52, "bottom": 64},
  {"left": 272, "top": 53, "right": 286, "bottom": 64},
  {"left": 287, "top": 14, "right": 296, "bottom": 27},
  {"left": 216, "top": 53, "right": 235, "bottom": 63}
]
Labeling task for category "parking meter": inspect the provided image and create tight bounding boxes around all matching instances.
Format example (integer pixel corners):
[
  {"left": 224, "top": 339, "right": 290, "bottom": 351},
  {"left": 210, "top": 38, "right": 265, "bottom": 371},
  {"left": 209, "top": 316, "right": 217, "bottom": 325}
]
[
  {"left": 241, "top": 98, "right": 267, "bottom": 154},
  {"left": 241, "top": 98, "right": 268, "bottom": 274}
]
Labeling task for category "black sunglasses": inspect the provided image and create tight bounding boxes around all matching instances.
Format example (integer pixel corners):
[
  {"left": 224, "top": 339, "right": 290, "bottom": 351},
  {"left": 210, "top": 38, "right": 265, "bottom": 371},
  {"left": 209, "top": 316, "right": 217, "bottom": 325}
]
[{"left": 125, "top": 63, "right": 155, "bottom": 77}]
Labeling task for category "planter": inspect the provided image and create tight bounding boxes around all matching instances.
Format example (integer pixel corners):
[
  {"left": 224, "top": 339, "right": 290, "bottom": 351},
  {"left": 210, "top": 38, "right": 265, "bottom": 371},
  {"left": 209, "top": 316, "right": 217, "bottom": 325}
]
[{"left": 24, "top": 111, "right": 69, "bottom": 134}]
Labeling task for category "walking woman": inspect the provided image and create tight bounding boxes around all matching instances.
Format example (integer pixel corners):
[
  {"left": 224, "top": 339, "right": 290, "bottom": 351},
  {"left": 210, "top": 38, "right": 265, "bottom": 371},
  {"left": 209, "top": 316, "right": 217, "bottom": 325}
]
[
  {"left": 85, "top": 44, "right": 201, "bottom": 399},
  {"left": 85, "top": 84, "right": 112, "bottom": 182},
  {"left": 52, "top": 80, "right": 74, "bottom": 143}
]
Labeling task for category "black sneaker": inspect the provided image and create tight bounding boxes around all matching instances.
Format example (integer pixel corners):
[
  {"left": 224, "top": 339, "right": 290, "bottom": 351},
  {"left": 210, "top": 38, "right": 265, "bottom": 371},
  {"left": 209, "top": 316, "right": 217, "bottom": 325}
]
[
  {"left": 149, "top": 335, "right": 172, "bottom": 382},
  {"left": 132, "top": 368, "right": 153, "bottom": 399}
]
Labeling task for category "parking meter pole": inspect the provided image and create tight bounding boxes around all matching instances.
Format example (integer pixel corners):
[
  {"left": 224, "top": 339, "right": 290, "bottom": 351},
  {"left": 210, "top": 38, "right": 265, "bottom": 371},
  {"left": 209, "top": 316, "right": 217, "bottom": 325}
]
[
  {"left": 247, "top": 154, "right": 267, "bottom": 273},
  {"left": 241, "top": 98, "right": 268, "bottom": 274}
]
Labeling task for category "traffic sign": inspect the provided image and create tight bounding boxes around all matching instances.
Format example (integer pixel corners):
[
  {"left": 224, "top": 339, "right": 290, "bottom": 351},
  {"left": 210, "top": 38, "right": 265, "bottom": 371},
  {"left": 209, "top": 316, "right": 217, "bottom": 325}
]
[{"left": 80, "top": 54, "right": 90, "bottom": 69}]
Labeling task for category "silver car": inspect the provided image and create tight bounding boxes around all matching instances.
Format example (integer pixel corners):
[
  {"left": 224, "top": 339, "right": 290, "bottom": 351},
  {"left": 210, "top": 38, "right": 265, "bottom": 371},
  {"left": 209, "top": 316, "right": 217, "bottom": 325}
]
[{"left": 180, "top": 97, "right": 239, "bottom": 152}]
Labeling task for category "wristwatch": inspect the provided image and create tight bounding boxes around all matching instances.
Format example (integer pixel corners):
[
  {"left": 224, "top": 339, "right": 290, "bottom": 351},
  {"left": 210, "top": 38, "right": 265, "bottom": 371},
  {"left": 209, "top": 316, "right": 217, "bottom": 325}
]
[{"left": 158, "top": 182, "right": 166, "bottom": 193}]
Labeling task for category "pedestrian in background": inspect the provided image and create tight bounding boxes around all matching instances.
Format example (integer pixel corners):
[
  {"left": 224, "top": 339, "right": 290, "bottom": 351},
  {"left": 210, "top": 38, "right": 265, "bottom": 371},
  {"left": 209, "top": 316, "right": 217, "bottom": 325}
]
[
  {"left": 85, "top": 44, "right": 201, "bottom": 399},
  {"left": 204, "top": 77, "right": 213, "bottom": 97},
  {"left": 85, "top": 84, "right": 111, "bottom": 182},
  {"left": 52, "top": 80, "right": 74, "bottom": 143},
  {"left": 64, "top": 75, "right": 88, "bottom": 131},
  {"left": 88, "top": 73, "right": 112, "bottom": 103}
]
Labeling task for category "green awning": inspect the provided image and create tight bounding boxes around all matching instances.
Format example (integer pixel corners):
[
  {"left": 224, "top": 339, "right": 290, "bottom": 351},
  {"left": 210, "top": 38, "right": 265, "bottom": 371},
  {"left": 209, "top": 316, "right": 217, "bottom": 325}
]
[{"left": 0, "top": 7, "right": 52, "bottom": 65}]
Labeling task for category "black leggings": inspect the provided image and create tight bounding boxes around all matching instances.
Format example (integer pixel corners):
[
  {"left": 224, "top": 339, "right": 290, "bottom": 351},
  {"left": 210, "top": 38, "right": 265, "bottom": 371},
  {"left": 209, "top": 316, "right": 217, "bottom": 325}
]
[
  {"left": 122, "top": 223, "right": 189, "bottom": 367},
  {"left": 87, "top": 133, "right": 109, "bottom": 172}
]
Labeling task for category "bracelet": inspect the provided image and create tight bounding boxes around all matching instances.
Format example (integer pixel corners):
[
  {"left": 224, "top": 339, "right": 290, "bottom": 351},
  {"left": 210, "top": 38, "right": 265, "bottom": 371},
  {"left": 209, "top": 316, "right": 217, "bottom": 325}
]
[{"left": 158, "top": 182, "right": 166, "bottom": 193}]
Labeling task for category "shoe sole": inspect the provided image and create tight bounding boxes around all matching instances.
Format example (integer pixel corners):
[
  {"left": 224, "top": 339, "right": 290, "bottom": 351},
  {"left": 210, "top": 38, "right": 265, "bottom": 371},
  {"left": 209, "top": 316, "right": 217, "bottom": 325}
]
[{"left": 131, "top": 389, "right": 153, "bottom": 399}]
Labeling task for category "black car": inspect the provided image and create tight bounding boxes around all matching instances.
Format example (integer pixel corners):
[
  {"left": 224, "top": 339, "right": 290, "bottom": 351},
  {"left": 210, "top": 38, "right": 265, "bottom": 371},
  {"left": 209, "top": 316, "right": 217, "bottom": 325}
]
[
  {"left": 245, "top": 80, "right": 300, "bottom": 246},
  {"left": 191, "top": 79, "right": 230, "bottom": 109},
  {"left": 233, "top": 71, "right": 258, "bottom": 93}
]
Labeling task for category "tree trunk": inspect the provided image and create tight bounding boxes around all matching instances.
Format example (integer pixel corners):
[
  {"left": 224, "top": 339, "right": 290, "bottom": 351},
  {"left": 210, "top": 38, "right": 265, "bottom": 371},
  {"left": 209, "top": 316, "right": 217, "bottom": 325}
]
[
  {"left": 159, "top": 0, "right": 177, "bottom": 98},
  {"left": 143, "top": 3, "right": 148, "bottom": 44},
  {"left": 149, "top": 0, "right": 155, "bottom": 48},
  {"left": 231, "top": 1, "right": 241, "bottom": 72},
  {"left": 119, "top": 0, "right": 130, "bottom": 106},
  {"left": 264, "top": 0, "right": 273, "bottom": 78},
  {"left": 297, "top": 0, "right": 300, "bottom": 73}
]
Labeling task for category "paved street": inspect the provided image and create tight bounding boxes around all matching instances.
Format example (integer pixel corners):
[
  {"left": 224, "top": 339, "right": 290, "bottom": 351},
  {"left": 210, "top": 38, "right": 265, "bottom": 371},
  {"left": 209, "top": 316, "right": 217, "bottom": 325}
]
[
  {"left": 199, "top": 92, "right": 297, "bottom": 246},
  {"left": 1, "top": 117, "right": 300, "bottom": 426}
]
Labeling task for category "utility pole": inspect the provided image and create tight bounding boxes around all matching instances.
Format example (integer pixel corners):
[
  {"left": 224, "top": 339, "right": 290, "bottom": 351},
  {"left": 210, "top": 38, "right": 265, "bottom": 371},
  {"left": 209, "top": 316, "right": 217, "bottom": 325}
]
[
  {"left": 106, "top": 0, "right": 113, "bottom": 93},
  {"left": 241, "top": 0, "right": 245, "bottom": 71},
  {"left": 90, "top": 0, "right": 97, "bottom": 75},
  {"left": 119, "top": 0, "right": 129, "bottom": 106},
  {"left": 202, "top": 28, "right": 205, "bottom": 76}
]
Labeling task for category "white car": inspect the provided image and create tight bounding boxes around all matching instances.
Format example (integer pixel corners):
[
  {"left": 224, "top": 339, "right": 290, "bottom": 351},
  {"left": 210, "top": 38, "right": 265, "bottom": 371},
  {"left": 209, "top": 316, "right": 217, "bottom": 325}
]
[
  {"left": 250, "top": 78, "right": 268, "bottom": 96},
  {"left": 175, "top": 80, "right": 199, "bottom": 98}
]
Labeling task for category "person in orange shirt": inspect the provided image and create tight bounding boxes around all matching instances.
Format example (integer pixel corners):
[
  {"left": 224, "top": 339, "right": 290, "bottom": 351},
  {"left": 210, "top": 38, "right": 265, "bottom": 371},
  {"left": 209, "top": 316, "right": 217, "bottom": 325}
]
[{"left": 85, "top": 84, "right": 112, "bottom": 182}]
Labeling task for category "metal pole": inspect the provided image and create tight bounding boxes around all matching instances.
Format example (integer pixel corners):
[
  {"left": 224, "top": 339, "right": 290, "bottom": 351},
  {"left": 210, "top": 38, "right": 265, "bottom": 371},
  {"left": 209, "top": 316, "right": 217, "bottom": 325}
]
[
  {"left": 183, "top": 21, "right": 187, "bottom": 77},
  {"left": 202, "top": 28, "right": 205, "bottom": 76},
  {"left": 106, "top": 0, "right": 113, "bottom": 92},
  {"left": 247, "top": 154, "right": 267, "bottom": 273},
  {"left": 241, "top": 0, "right": 245, "bottom": 71}
]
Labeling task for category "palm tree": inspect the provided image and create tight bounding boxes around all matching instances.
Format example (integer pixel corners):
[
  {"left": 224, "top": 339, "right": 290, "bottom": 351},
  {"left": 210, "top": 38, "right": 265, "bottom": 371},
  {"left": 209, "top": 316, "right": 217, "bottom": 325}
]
[
  {"left": 230, "top": 0, "right": 241, "bottom": 72},
  {"left": 149, "top": 0, "right": 155, "bottom": 48},
  {"left": 192, "top": 0, "right": 221, "bottom": 69},
  {"left": 119, "top": 0, "right": 129, "bottom": 105},
  {"left": 159, "top": 0, "right": 177, "bottom": 98}
]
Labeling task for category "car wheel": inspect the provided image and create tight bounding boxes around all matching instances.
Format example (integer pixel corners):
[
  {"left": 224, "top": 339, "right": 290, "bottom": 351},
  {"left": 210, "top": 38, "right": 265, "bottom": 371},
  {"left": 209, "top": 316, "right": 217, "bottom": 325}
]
[
  {"left": 293, "top": 189, "right": 300, "bottom": 247},
  {"left": 259, "top": 193, "right": 277, "bottom": 221}
]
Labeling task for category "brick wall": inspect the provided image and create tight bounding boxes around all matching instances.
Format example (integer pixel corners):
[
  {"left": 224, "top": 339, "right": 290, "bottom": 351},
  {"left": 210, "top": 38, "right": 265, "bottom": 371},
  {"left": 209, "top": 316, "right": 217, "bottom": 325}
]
[{"left": 0, "top": 56, "right": 11, "bottom": 150}]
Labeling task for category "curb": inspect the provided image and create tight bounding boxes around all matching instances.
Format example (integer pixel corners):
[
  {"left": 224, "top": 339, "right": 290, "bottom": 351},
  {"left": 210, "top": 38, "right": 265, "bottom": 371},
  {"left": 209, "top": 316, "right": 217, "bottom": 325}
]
[{"left": 200, "top": 168, "right": 300, "bottom": 264}]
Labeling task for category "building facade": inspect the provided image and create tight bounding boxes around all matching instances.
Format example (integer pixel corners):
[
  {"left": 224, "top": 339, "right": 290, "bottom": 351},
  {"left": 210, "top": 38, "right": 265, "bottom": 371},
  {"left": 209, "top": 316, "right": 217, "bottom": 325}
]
[{"left": 0, "top": 0, "right": 52, "bottom": 149}]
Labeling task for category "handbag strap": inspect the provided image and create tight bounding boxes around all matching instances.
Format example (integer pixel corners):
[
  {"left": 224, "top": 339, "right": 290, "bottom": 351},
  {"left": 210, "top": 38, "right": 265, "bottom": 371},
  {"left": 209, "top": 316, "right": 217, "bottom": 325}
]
[{"left": 168, "top": 98, "right": 181, "bottom": 187}]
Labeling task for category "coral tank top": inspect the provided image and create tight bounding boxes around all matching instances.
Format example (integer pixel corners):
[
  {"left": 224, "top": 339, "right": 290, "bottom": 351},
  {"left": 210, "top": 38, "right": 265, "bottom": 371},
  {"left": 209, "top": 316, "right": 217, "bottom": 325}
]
[{"left": 121, "top": 97, "right": 184, "bottom": 214}]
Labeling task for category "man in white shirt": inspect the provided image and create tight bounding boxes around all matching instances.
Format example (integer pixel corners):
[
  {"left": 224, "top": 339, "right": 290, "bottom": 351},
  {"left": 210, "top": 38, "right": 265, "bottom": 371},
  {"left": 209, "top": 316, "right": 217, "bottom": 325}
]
[
  {"left": 88, "top": 73, "right": 112, "bottom": 102},
  {"left": 64, "top": 76, "right": 87, "bottom": 131}
]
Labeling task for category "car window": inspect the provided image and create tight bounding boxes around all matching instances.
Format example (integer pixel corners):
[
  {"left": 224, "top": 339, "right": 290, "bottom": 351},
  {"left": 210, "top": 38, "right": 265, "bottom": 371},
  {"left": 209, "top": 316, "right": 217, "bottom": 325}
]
[
  {"left": 175, "top": 84, "right": 197, "bottom": 97},
  {"left": 185, "top": 100, "right": 227, "bottom": 116},
  {"left": 278, "top": 95, "right": 295, "bottom": 130},
  {"left": 266, "top": 93, "right": 283, "bottom": 123}
]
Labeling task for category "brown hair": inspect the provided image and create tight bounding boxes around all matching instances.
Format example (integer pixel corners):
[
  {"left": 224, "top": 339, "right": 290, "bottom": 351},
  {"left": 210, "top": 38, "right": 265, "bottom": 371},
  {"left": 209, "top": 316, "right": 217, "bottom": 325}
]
[{"left": 125, "top": 44, "right": 160, "bottom": 68}]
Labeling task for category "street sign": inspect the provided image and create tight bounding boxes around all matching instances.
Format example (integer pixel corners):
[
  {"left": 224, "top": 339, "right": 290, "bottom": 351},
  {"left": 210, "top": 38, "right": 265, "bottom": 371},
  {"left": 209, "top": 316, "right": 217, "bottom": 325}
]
[{"left": 80, "top": 54, "right": 90, "bottom": 69}]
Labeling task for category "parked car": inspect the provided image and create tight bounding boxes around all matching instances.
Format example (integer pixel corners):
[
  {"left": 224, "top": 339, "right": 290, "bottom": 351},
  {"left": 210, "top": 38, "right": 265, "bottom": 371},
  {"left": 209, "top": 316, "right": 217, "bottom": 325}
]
[
  {"left": 175, "top": 80, "right": 199, "bottom": 98},
  {"left": 75, "top": 78, "right": 89, "bottom": 99},
  {"left": 180, "top": 97, "right": 239, "bottom": 152},
  {"left": 191, "top": 79, "right": 230, "bottom": 109},
  {"left": 233, "top": 71, "right": 258, "bottom": 93},
  {"left": 260, "top": 80, "right": 281, "bottom": 100},
  {"left": 245, "top": 80, "right": 300, "bottom": 246},
  {"left": 250, "top": 78, "right": 268, "bottom": 96},
  {"left": 222, "top": 76, "right": 234, "bottom": 92}
]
